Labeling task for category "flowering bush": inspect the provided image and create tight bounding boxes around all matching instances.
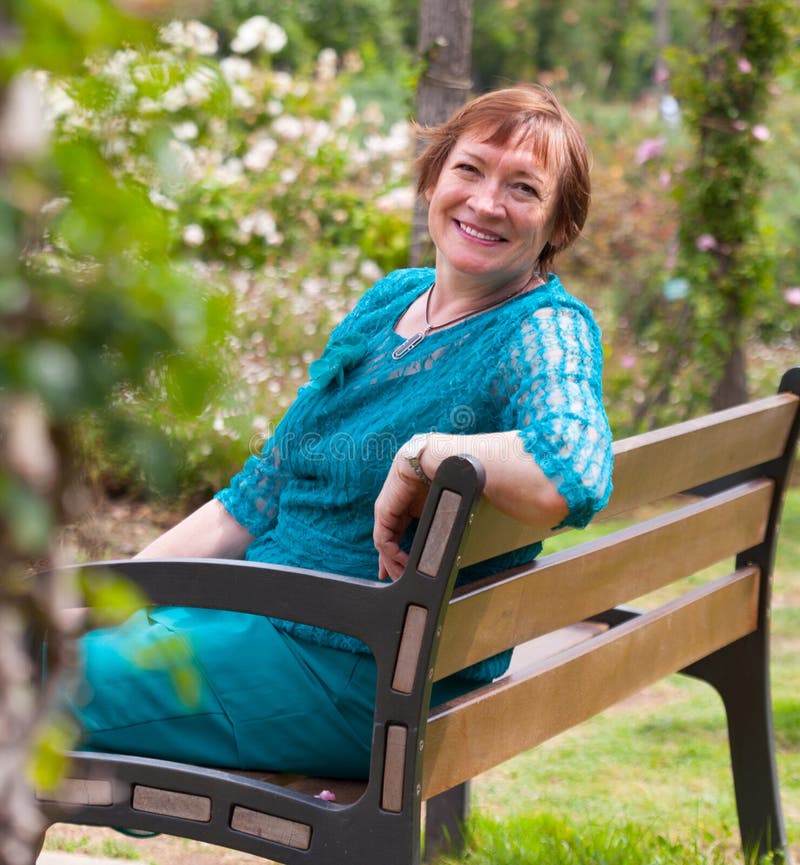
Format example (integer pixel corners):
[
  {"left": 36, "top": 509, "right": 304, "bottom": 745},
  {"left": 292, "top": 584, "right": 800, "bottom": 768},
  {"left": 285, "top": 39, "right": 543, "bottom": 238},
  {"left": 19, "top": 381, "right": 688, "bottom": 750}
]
[{"left": 37, "top": 16, "right": 415, "bottom": 493}]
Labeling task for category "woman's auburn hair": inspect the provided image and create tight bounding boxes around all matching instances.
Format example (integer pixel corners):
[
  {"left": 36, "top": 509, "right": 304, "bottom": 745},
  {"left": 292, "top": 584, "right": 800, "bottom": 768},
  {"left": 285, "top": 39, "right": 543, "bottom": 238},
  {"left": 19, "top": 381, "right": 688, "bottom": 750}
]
[{"left": 414, "top": 84, "right": 591, "bottom": 274}]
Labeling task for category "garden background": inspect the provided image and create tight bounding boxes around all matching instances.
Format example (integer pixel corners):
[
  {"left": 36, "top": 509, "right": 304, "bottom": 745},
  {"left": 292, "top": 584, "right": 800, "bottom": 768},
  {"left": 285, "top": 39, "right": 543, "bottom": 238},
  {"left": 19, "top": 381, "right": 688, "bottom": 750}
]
[{"left": 0, "top": 0, "right": 798, "bottom": 862}]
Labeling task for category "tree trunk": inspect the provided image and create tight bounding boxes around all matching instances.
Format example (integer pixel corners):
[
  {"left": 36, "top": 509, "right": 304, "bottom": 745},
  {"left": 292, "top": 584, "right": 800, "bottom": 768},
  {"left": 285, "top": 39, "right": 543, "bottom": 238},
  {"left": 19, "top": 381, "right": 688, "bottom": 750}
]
[{"left": 410, "top": 0, "right": 473, "bottom": 266}]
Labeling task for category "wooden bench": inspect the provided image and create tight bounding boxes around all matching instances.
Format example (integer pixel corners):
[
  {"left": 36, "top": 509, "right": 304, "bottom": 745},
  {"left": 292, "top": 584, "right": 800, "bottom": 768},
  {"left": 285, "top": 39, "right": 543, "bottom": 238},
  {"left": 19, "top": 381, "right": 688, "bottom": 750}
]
[{"left": 38, "top": 367, "right": 799, "bottom": 865}]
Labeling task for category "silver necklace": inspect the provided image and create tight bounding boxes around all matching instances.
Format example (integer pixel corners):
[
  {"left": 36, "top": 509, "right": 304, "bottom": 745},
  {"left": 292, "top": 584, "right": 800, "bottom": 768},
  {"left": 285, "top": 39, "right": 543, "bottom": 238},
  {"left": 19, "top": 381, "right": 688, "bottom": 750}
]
[{"left": 391, "top": 282, "right": 527, "bottom": 360}]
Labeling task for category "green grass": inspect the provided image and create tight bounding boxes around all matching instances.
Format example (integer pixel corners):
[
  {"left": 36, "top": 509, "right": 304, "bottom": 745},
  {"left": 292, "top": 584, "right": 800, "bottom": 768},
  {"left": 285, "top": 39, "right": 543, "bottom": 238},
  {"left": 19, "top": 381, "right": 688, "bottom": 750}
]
[
  {"left": 438, "top": 812, "right": 744, "bottom": 865},
  {"left": 44, "top": 834, "right": 142, "bottom": 860},
  {"left": 439, "top": 486, "right": 800, "bottom": 865}
]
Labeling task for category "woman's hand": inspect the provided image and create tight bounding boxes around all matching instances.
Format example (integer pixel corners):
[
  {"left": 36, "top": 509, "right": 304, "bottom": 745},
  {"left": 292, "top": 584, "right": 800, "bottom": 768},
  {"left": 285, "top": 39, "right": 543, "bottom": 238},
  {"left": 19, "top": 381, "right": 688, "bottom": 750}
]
[
  {"left": 373, "top": 431, "right": 568, "bottom": 581},
  {"left": 373, "top": 453, "right": 431, "bottom": 581}
]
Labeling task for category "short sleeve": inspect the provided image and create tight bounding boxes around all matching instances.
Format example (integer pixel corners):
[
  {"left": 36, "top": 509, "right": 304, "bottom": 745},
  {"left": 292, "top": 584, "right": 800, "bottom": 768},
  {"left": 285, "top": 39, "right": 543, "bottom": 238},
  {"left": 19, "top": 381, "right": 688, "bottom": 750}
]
[
  {"left": 214, "top": 436, "right": 287, "bottom": 539},
  {"left": 498, "top": 301, "right": 614, "bottom": 528}
]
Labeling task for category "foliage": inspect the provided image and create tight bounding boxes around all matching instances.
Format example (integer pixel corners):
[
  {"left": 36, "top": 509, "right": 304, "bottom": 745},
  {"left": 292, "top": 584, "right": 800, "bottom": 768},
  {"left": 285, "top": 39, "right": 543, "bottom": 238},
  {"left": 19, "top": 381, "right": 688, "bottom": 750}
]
[
  {"left": 1, "top": 0, "right": 237, "bottom": 857},
  {"left": 204, "top": 0, "right": 417, "bottom": 123},
  {"left": 393, "top": 0, "right": 706, "bottom": 100},
  {"left": 613, "top": 0, "right": 799, "bottom": 426},
  {"left": 36, "top": 19, "right": 414, "bottom": 495}
]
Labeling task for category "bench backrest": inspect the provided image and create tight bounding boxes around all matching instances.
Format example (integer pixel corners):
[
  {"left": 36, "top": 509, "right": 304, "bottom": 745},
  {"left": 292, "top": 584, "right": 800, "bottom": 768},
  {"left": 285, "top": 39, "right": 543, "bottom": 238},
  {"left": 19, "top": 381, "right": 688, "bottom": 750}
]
[{"left": 419, "top": 368, "right": 800, "bottom": 799}]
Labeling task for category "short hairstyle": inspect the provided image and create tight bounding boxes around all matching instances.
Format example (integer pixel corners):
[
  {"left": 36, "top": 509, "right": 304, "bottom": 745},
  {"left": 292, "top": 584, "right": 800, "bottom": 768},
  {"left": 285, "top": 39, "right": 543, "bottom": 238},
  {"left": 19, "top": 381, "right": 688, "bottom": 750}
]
[{"left": 415, "top": 85, "right": 591, "bottom": 274}]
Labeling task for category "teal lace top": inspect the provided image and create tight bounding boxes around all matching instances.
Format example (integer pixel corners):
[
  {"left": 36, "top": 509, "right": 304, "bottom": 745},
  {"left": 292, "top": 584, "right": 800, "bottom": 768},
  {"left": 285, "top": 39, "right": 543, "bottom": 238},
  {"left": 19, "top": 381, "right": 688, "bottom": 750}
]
[{"left": 216, "top": 267, "right": 614, "bottom": 680}]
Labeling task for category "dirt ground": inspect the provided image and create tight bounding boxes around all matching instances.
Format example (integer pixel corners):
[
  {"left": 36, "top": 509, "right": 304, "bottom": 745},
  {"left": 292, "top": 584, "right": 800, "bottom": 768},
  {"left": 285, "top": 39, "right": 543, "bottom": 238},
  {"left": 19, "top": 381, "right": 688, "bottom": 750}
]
[{"left": 42, "top": 823, "right": 272, "bottom": 864}]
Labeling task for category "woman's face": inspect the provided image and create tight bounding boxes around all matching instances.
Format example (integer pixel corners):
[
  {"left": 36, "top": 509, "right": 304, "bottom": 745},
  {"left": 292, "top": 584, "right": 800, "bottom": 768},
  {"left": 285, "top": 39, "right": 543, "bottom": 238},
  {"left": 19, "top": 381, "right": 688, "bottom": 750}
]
[{"left": 425, "top": 131, "right": 560, "bottom": 294}]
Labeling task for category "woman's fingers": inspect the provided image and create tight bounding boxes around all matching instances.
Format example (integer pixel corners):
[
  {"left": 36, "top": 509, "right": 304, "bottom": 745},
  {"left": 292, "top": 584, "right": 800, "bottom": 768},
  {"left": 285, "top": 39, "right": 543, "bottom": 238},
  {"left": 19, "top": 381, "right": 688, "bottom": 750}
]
[{"left": 373, "top": 458, "right": 428, "bottom": 581}]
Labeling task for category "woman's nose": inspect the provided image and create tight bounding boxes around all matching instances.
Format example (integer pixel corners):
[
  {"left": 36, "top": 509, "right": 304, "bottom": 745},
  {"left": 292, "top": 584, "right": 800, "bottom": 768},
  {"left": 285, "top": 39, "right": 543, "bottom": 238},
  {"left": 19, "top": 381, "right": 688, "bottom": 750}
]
[{"left": 468, "top": 182, "right": 504, "bottom": 217}]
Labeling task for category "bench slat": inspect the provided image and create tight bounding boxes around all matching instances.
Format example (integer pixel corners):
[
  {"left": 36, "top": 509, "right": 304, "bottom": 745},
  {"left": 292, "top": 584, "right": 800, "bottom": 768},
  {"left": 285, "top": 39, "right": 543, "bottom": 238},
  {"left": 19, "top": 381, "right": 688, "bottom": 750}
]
[
  {"left": 607, "top": 393, "right": 797, "bottom": 516},
  {"left": 423, "top": 566, "right": 760, "bottom": 798},
  {"left": 436, "top": 479, "right": 772, "bottom": 679},
  {"left": 460, "top": 393, "right": 796, "bottom": 565}
]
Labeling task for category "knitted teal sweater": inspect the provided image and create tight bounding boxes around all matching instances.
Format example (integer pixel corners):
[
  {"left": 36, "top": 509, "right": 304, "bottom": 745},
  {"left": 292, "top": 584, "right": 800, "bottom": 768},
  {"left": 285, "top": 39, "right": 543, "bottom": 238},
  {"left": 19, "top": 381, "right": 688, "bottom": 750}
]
[{"left": 216, "top": 267, "right": 613, "bottom": 680}]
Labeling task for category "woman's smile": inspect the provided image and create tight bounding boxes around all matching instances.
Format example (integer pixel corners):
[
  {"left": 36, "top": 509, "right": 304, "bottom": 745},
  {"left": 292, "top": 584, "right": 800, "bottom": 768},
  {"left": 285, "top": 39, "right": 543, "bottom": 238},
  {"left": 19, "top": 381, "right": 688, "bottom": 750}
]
[{"left": 454, "top": 219, "right": 507, "bottom": 243}]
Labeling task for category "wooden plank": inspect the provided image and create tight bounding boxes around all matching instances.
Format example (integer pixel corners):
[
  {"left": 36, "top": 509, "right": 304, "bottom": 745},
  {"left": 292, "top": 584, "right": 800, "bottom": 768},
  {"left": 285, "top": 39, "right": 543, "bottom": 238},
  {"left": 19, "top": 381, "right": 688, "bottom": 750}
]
[
  {"left": 459, "top": 393, "right": 796, "bottom": 566},
  {"left": 382, "top": 724, "right": 408, "bottom": 813},
  {"left": 607, "top": 393, "right": 797, "bottom": 517},
  {"left": 504, "top": 622, "right": 609, "bottom": 675},
  {"left": 392, "top": 604, "right": 429, "bottom": 693},
  {"left": 418, "top": 490, "right": 462, "bottom": 577},
  {"left": 132, "top": 785, "right": 211, "bottom": 822},
  {"left": 437, "top": 481, "right": 772, "bottom": 678},
  {"left": 230, "top": 806, "right": 312, "bottom": 849},
  {"left": 36, "top": 778, "right": 113, "bottom": 806},
  {"left": 423, "top": 567, "right": 760, "bottom": 798}
]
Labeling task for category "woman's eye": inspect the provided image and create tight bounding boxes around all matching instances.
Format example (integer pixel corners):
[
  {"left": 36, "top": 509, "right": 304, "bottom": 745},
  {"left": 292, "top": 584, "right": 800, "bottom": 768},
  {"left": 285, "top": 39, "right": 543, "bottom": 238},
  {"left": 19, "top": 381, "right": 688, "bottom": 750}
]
[
  {"left": 514, "top": 183, "right": 539, "bottom": 197},
  {"left": 455, "top": 163, "right": 479, "bottom": 174}
]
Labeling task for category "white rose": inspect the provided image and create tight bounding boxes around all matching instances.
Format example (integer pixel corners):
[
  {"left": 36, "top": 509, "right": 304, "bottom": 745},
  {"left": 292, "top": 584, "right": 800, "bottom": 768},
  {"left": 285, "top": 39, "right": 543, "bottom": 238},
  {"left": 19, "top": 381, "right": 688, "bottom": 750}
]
[{"left": 182, "top": 223, "right": 205, "bottom": 246}]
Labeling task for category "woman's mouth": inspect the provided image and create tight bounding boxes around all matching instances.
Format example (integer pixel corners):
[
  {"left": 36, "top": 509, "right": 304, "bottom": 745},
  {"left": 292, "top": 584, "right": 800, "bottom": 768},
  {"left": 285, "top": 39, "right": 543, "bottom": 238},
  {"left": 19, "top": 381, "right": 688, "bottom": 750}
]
[{"left": 455, "top": 220, "right": 506, "bottom": 242}]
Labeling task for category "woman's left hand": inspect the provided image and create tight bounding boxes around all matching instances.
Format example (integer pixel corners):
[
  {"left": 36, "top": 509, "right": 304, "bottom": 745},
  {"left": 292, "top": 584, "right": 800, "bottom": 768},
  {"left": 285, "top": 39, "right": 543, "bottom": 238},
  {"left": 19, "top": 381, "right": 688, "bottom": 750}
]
[{"left": 373, "top": 455, "right": 430, "bottom": 581}]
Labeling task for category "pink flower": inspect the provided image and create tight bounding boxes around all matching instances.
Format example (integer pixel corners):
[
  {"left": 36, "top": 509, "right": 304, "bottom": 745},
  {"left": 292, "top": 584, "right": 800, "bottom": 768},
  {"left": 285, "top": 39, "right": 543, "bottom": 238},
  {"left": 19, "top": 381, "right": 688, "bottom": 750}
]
[
  {"left": 621, "top": 353, "right": 636, "bottom": 370},
  {"left": 732, "top": 119, "right": 748, "bottom": 132},
  {"left": 737, "top": 57, "right": 752, "bottom": 74},
  {"left": 315, "top": 789, "right": 337, "bottom": 801},
  {"left": 752, "top": 124, "right": 770, "bottom": 142},
  {"left": 695, "top": 233, "right": 717, "bottom": 252},
  {"left": 635, "top": 137, "right": 666, "bottom": 166},
  {"left": 785, "top": 287, "right": 800, "bottom": 307}
]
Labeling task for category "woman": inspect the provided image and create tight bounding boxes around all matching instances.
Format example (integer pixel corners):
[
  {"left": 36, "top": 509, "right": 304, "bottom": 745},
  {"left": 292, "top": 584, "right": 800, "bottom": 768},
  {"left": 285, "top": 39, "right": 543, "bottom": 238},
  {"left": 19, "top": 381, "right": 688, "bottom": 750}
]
[{"left": 68, "top": 84, "right": 613, "bottom": 779}]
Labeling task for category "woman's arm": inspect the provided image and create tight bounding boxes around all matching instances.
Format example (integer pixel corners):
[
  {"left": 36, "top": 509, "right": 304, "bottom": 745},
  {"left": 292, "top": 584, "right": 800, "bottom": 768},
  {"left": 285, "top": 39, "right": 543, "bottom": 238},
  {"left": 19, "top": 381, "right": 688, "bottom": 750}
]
[
  {"left": 373, "top": 430, "right": 567, "bottom": 581},
  {"left": 135, "top": 499, "right": 254, "bottom": 560}
]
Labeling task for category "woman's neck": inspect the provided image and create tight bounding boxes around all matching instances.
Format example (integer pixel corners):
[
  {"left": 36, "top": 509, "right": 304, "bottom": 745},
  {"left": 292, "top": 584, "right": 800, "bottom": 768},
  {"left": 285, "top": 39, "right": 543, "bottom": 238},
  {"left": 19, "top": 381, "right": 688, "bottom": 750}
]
[{"left": 430, "top": 266, "right": 544, "bottom": 320}]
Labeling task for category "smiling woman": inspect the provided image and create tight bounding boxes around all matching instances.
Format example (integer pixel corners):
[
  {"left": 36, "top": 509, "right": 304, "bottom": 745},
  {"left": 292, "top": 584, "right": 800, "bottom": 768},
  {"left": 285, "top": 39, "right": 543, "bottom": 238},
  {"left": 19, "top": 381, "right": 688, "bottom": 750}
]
[{"left": 56, "top": 85, "right": 613, "bottom": 784}]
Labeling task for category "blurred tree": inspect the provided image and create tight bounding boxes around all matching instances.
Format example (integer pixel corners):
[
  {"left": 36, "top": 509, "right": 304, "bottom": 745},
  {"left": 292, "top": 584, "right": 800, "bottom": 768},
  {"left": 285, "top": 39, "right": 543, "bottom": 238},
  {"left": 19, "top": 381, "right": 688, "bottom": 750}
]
[
  {"left": 205, "top": 0, "right": 707, "bottom": 104},
  {"left": 468, "top": 0, "right": 704, "bottom": 98},
  {"left": 0, "top": 2, "right": 232, "bottom": 862},
  {"left": 629, "top": 0, "right": 798, "bottom": 423}
]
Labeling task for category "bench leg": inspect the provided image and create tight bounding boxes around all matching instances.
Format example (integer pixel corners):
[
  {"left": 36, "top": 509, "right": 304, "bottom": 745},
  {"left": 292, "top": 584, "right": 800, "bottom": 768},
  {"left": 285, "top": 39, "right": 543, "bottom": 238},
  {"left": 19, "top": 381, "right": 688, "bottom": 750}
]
[
  {"left": 424, "top": 782, "right": 470, "bottom": 862},
  {"left": 683, "top": 633, "right": 791, "bottom": 864}
]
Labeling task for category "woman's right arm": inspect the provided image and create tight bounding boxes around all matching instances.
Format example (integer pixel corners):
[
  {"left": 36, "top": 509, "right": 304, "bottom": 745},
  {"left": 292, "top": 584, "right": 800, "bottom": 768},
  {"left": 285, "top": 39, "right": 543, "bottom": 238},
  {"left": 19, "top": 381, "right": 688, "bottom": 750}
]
[{"left": 134, "top": 499, "right": 254, "bottom": 560}]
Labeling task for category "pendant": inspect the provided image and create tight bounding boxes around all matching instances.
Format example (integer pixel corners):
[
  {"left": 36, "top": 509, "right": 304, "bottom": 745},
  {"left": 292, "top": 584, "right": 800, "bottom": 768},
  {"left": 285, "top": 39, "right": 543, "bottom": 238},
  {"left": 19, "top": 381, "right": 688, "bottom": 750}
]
[{"left": 391, "top": 329, "right": 429, "bottom": 360}]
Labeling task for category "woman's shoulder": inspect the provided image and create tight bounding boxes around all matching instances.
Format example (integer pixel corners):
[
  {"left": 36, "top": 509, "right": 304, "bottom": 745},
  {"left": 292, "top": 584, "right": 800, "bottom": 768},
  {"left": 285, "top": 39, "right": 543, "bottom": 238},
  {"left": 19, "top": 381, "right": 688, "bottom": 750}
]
[
  {"left": 520, "top": 273, "right": 590, "bottom": 312},
  {"left": 495, "top": 273, "right": 604, "bottom": 357},
  {"left": 518, "top": 274, "right": 602, "bottom": 329}
]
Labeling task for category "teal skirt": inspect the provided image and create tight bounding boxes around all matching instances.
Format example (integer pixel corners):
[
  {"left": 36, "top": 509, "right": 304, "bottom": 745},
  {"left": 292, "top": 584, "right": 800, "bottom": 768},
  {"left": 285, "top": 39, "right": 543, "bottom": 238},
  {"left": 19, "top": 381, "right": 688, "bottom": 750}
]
[{"left": 67, "top": 607, "right": 474, "bottom": 779}]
